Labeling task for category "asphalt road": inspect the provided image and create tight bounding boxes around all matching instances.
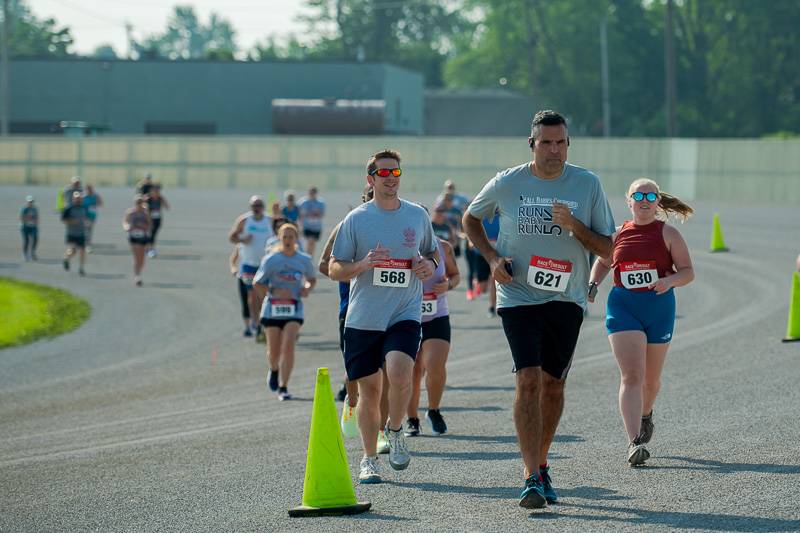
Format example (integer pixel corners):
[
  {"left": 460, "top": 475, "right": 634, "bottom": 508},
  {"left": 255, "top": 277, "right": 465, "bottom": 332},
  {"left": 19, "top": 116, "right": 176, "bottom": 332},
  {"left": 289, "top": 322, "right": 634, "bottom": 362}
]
[{"left": 1, "top": 184, "right": 799, "bottom": 532}]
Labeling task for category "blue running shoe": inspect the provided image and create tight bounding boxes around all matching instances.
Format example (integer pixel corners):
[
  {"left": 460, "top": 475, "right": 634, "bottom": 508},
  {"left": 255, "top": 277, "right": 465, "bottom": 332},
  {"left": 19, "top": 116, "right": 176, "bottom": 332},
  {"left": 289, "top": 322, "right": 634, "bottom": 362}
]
[
  {"left": 268, "top": 369, "right": 279, "bottom": 392},
  {"left": 540, "top": 466, "right": 558, "bottom": 503},
  {"left": 519, "top": 474, "right": 547, "bottom": 509}
]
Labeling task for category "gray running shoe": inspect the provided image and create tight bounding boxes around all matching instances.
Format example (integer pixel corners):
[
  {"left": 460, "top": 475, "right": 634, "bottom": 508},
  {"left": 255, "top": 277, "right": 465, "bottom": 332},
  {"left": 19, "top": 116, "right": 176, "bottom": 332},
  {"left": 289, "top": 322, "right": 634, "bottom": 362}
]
[
  {"left": 385, "top": 426, "right": 410, "bottom": 470},
  {"left": 358, "top": 456, "right": 381, "bottom": 484},
  {"left": 638, "top": 410, "right": 654, "bottom": 444},
  {"left": 627, "top": 440, "right": 650, "bottom": 466},
  {"left": 519, "top": 474, "right": 547, "bottom": 509}
]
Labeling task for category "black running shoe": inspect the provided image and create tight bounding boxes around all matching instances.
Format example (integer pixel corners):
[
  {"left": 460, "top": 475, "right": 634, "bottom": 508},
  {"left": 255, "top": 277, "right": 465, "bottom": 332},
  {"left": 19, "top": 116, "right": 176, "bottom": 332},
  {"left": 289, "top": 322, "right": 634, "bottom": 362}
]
[
  {"left": 63, "top": 259, "right": 69, "bottom": 271},
  {"left": 638, "top": 410, "right": 654, "bottom": 444},
  {"left": 404, "top": 417, "right": 420, "bottom": 437},
  {"left": 336, "top": 383, "right": 347, "bottom": 402},
  {"left": 268, "top": 369, "right": 279, "bottom": 392},
  {"left": 426, "top": 409, "right": 447, "bottom": 435}
]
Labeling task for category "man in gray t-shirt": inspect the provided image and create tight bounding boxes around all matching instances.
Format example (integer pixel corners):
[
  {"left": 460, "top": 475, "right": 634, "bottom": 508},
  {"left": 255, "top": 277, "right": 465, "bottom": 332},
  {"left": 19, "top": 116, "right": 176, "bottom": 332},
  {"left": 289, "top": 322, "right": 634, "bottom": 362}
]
[
  {"left": 330, "top": 149, "right": 438, "bottom": 484},
  {"left": 463, "top": 110, "right": 615, "bottom": 509}
]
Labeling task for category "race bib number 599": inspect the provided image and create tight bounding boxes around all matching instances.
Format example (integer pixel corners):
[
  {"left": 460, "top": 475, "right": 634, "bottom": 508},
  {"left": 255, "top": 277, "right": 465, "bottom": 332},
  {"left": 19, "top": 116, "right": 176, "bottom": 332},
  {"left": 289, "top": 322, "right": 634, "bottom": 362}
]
[
  {"left": 270, "top": 299, "right": 297, "bottom": 317},
  {"left": 620, "top": 261, "right": 658, "bottom": 290},
  {"left": 373, "top": 259, "right": 412, "bottom": 288},
  {"left": 527, "top": 256, "right": 572, "bottom": 293}
]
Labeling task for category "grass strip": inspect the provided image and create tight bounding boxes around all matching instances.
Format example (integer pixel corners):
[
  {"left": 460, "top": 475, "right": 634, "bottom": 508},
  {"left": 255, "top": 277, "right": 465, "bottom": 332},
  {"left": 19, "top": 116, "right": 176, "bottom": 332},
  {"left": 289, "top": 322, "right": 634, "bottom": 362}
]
[{"left": 0, "top": 277, "right": 90, "bottom": 349}]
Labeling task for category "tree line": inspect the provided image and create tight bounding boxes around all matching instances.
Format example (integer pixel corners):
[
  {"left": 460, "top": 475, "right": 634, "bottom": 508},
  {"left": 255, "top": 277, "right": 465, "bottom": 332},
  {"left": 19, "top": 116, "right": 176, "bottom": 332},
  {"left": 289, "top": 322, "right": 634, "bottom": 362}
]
[{"left": 4, "top": 0, "right": 798, "bottom": 138}]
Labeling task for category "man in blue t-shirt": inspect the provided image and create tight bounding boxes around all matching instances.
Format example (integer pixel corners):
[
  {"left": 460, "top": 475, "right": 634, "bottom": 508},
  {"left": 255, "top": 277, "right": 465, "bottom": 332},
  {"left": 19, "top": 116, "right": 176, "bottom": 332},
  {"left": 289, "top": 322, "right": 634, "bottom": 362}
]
[{"left": 464, "top": 110, "right": 615, "bottom": 510}]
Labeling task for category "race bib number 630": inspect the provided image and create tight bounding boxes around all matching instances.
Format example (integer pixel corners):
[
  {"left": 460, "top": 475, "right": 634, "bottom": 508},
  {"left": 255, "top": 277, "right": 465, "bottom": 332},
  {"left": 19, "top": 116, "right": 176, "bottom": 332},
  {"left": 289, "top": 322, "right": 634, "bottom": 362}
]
[{"left": 620, "top": 261, "right": 659, "bottom": 290}]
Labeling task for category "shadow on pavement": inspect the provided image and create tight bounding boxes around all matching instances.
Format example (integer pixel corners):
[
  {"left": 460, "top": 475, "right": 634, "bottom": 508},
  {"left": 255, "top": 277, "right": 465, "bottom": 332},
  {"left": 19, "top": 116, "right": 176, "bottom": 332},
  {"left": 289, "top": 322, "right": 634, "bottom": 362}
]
[
  {"left": 451, "top": 323, "right": 503, "bottom": 330},
  {"left": 447, "top": 385, "right": 514, "bottom": 392},
  {"left": 438, "top": 434, "right": 517, "bottom": 444},
  {"left": 83, "top": 273, "right": 126, "bottom": 280},
  {"left": 153, "top": 254, "right": 203, "bottom": 261},
  {"left": 555, "top": 502, "right": 800, "bottom": 531},
  {"left": 411, "top": 450, "right": 521, "bottom": 461},
  {"left": 157, "top": 239, "right": 192, "bottom": 246},
  {"left": 147, "top": 282, "right": 194, "bottom": 289},
  {"left": 661, "top": 456, "right": 800, "bottom": 474},
  {"left": 388, "top": 480, "right": 516, "bottom": 500},
  {"left": 0, "top": 262, "right": 20, "bottom": 269},
  {"left": 556, "top": 486, "right": 631, "bottom": 501},
  {"left": 298, "top": 340, "right": 340, "bottom": 351}
]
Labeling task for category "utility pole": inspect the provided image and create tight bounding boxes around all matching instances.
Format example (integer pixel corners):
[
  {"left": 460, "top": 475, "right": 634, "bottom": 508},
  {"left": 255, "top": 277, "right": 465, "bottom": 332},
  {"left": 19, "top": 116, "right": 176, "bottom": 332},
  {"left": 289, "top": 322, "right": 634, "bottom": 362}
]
[
  {"left": 1, "top": 0, "right": 10, "bottom": 136},
  {"left": 600, "top": 14, "right": 610, "bottom": 137},
  {"left": 664, "top": 0, "right": 677, "bottom": 137}
]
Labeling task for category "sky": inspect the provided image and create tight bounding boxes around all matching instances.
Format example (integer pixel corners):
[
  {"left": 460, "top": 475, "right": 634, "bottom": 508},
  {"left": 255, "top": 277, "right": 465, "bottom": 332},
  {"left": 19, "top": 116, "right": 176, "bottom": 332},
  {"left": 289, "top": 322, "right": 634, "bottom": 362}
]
[{"left": 28, "top": 0, "right": 310, "bottom": 57}]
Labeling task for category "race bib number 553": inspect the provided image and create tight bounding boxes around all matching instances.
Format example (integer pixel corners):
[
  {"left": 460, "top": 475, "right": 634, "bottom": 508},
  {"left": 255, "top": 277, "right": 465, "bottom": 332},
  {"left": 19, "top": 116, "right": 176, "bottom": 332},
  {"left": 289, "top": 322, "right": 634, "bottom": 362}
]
[
  {"left": 620, "top": 261, "right": 658, "bottom": 290},
  {"left": 527, "top": 256, "right": 572, "bottom": 293},
  {"left": 373, "top": 259, "right": 412, "bottom": 288}
]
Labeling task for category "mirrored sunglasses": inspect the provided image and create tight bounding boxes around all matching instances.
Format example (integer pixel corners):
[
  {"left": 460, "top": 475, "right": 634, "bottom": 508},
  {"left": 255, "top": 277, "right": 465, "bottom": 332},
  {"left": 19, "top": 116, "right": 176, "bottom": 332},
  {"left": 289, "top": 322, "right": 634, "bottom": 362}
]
[
  {"left": 370, "top": 168, "right": 402, "bottom": 178},
  {"left": 631, "top": 191, "right": 658, "bottom": 202}
]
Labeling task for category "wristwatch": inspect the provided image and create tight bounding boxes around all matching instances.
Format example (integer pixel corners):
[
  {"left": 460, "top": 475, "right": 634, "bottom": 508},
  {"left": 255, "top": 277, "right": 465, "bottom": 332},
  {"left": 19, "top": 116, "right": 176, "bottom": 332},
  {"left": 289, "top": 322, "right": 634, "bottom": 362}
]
[{"left": 588, "top": 281, "right": 598, "bottom": 299}]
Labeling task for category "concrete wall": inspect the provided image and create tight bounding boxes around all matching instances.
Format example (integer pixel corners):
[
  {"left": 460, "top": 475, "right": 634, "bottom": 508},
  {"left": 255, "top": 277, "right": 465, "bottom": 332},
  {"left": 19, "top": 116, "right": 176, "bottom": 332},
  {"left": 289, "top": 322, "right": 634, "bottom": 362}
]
[
  {"left": 0, "top": 136, "right": 798, "bottom": 202},
  {"left": 9, "top": 59, "right": 424, "bottom": 135}
]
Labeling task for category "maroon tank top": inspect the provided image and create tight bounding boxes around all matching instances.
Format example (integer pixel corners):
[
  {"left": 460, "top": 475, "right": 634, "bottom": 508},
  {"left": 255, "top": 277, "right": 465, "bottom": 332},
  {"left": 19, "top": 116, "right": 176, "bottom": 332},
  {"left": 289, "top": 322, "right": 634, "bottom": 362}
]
[{"left": 612, "top": 220, "right": 675, "bottom": 290}]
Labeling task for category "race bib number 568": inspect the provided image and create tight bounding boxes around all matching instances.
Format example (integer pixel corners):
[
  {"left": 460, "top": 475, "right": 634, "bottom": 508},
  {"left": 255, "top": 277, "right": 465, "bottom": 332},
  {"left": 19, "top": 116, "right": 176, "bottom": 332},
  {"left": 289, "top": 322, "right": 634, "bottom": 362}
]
[
  {"left": 527, "top": 256, "right": 572, "bottom": 293},
  {"left": 373, "top": 259, "right": 412, "bottom": 288}
]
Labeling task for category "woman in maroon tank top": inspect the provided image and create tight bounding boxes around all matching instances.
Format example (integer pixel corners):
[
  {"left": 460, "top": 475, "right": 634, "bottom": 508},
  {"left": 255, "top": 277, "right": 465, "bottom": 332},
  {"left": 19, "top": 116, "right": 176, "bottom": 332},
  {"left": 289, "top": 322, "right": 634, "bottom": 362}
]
[{"left": 588, "top": 178, "right": 694, "bottom": 466}]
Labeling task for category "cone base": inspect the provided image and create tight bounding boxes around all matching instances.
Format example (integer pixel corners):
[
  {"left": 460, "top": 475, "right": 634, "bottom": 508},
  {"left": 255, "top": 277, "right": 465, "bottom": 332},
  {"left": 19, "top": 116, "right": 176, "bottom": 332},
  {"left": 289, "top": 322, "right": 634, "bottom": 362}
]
[
  {"left": 782, "top": 337, "right": 800, "bottom": 343},
  {"left": 288, "top": 501, "right": 371, "bottom": 517},
  {"left": 709, "top": 247, "right": 729, "bottom": 253}
]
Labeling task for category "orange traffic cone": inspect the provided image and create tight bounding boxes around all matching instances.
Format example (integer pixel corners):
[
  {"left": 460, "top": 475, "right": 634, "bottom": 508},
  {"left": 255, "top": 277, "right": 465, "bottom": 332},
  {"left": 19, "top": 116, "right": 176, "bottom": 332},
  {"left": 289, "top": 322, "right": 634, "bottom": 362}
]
[{"left": 288, "top": 368, "right": 371, "bottom": 517}]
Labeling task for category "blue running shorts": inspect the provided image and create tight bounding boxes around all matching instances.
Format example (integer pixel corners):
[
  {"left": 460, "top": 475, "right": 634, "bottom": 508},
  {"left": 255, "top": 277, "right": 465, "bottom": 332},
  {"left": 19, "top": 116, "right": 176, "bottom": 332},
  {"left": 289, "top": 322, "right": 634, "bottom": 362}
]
[{"left": 606, "top": 287, "right": 676, "bottom": 344}]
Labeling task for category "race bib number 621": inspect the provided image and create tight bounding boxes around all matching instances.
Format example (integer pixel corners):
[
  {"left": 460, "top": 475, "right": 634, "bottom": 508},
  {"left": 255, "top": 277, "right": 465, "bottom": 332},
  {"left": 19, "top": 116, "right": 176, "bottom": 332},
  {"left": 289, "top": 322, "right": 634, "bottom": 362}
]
[
  {"left": 527, "top": 256, "right": 572, "bottom": 293},
  {"left": 373, "top": 259, "right": 412, "bottom": 288}
]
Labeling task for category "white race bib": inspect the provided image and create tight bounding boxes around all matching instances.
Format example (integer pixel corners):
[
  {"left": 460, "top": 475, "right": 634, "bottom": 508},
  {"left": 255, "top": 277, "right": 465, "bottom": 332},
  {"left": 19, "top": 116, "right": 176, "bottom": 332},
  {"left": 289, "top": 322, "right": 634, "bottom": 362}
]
[
  {"left": 150, "top": 210, "right": 161, "bottom": 219},
  {"left": 270, "top": 299, "right": 297, "bottom": 317},
  {"left": 619, "top": 261, "right": 659, "bottom": 290},
  {"left": 373, "top": 259, "right": 412, "bottom": 288},
  {"left": 421, "top": 293, "right": 438, "bottom": 316},
  {"left": 527, "top": 256, "right": 572, "bottom": 293},
  {"left": 130, "top": 229, "right": 147, "bottom": 239}
]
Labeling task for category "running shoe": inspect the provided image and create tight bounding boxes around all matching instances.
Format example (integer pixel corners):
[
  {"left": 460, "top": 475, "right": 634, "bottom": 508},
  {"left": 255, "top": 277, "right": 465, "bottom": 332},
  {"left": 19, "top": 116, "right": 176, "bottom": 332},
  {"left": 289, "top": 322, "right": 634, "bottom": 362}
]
[
  {"left": 404, "top": 417, "right": 420, "bottom": 437},
  {"left": 336, "top": 383, "right": 347, "bottom": 402},
  {"left": 466, "top": 288, "right": 474, "bottom": 301},
  {"left": 268, "top": 369, "right": 279, "bottom": 392},
  {"left": 426, "top": 409, "right": 447, "bottom": 435},
  {"left": 474, "top": 280, "right": 482, "bottom": 296},
  {"left": 540, "top": 465, "right": 558, "bottom": 503},
  {"left": 638, "top": 410, "right": 654, "bottom": 444},
  {"left": 519, "top": 474, "right": 547, "bottom": 509},
  {"left": 627, "top": 439, "right": 650, "bottom": 466},
  {"left": 278, "top": 388, "right": 292, "bottom": 401},
  {"left": 147, "top": 249, "right": 157, "bottom": 258},
  {"left": 31, "top": 253, "right": 37, "bottom": 261},
  {"left": 134, "top": 276, "right": 142, "bottom": 287},
  {"left": 255, "top": 326, "right": 265, "bottom": 344},
  {"left": 63, "top": 259, "right": 69, "bottom": 271},
  {"left": 487, "top": 307, "right": 496, "bottom": 318},
  {"left": 340, "top": 395, "right": 359, "bottom": 439},
  {"left": 243, "top": 328, "right": 252, "bottom": 337},
  {"left": 79, "top": 268, "right": 86, "bottom": 277},
  {"left": 358, "top": 456, "right": 381, "bottom": 484},
  {"left": 376, "top": 431, "right": 390, "bottom": 455},
  {"left": 385, "top": 425, "right": 410, "bottom": 471}
]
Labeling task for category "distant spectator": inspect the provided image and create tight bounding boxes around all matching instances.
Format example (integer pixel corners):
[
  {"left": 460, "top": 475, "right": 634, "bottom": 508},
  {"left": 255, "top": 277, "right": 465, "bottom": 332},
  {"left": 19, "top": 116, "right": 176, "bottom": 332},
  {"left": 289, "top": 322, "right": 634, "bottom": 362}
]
[{"left": 20, "top": 195, "right": 39, "bottom": 261}]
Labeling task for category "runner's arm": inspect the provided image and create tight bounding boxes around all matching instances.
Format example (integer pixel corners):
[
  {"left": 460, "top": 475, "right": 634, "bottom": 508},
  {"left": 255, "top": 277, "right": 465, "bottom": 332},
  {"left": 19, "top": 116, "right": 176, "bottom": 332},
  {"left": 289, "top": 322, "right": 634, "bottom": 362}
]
[
  {"left": 317, "top": 223, "right": 341, "bottom": 277},
  {"left": 463, "top": 212, "right": 512, "bottom": 284},
  {"left": 653, "top": 225, "right": 694, "bottom": 294},
  {"left": 228, "top": 216, "right": 246, "bottom": 244}
]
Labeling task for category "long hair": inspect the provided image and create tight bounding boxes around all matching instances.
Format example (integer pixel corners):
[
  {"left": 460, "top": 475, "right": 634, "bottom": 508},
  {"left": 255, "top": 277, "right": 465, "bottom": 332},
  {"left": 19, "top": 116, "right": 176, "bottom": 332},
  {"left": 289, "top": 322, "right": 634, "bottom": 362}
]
[{"left": 628, "top": 178, "right": 693, "bottom": 222}]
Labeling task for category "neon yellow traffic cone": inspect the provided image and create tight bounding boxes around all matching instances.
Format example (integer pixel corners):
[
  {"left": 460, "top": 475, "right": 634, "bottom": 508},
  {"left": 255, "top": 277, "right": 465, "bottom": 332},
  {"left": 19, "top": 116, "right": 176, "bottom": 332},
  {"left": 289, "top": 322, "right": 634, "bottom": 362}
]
[
  {"left": 288, "top": 368, "right": 371, "bottom": 517},
  {"left": 710, "top": 213, "right": 728, "bottom": 252},
  {"left": 783, "top": 272, "right": 800, "bottom": 343}
]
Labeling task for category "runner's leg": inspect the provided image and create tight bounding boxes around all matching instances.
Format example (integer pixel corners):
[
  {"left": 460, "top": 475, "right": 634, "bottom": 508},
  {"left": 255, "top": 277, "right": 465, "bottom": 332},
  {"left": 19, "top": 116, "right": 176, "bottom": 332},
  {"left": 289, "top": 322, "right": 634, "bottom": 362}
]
[
  {"left": 357, "top": 370, "right": 383, "bottom": 456},
  {"left": 278, "top": 321, "right": 301, "bottom": 388},
  {"left": 610, "top": 331, "right": 648, "bottom": 442}
]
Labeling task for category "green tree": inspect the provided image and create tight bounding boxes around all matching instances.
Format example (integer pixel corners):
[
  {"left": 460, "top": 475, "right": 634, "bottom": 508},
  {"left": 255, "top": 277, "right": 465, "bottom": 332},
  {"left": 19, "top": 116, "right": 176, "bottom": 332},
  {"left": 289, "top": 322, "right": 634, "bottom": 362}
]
[
  {"left": 265, "top": 0, "right": 469, "bottom": 87},
  {"left": 2, "top": 0, "right": 73, "bottom": 57},
  {"left": 92, "top": 43, "right": 118, "bottom": 60},
  {"left": 133, "top": 6, "right": 237, "bottom": 60}
]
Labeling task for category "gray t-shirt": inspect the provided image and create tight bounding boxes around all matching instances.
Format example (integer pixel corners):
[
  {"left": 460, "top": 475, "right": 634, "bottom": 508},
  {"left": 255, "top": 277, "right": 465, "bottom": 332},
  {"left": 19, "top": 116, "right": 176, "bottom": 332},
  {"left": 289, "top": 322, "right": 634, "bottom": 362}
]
[
  {"left": 254, "top": 250, "right": 316, "bottom": 320},
  {"left": 468, "top": 162, "right": 615, "bottom": 310},
  {"left": 332, "top": 199, "right": 438, "bottom": 331}
]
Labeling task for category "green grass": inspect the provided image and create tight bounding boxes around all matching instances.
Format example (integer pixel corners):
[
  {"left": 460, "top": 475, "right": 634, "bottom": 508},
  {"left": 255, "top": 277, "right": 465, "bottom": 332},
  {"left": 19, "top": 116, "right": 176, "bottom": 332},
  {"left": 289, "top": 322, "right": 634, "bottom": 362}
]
[{"left": 0, "top": 277, "right": 91, "bottom": 349}]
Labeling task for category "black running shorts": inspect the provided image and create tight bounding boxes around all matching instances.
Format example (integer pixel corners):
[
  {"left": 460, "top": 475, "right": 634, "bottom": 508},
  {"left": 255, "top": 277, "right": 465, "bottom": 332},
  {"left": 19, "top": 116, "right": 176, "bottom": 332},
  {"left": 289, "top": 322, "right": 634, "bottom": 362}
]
[
  {"left": 421, "top": 315, "right": 451, "bottom": 343},
  {"left": 343, "top": 320, "right": 421, "bottom": 381},
  {"left": 261, "top": 318, "right": 304, "bottom": 329},
  {"left": 497, "top": 301, "right": 584, "bottom": 379}
]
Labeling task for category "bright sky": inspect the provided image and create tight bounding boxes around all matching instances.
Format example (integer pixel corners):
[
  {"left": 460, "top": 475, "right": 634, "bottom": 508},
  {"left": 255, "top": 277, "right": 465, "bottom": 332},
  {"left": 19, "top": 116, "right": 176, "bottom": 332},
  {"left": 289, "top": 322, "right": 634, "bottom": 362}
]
[{"left": 28, "top": 0, "right": 311, "bottom": 57}]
